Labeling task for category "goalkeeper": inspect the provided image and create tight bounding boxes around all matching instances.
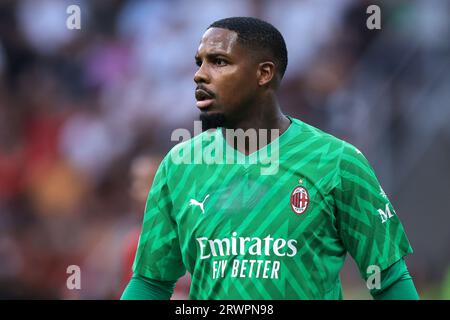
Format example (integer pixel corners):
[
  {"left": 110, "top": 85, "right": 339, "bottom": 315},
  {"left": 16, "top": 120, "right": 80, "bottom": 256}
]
[{"left": 122, "top": 17, "right": 419, "bottom": 300}]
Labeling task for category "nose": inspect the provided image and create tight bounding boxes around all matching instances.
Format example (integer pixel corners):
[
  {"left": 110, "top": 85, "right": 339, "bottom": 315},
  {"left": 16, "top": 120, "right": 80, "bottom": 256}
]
[{"left": 194, "top": 64, "right": 210, "bottom": 84}]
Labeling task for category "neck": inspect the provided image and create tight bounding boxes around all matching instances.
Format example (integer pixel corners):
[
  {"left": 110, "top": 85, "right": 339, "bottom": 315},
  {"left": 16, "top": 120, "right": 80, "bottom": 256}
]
[
  {"left": 222, "top": 94, "right": 291, "bottom": 155},
  {"left": 227, "top": 94, "right": 290, "bottom": 132}
]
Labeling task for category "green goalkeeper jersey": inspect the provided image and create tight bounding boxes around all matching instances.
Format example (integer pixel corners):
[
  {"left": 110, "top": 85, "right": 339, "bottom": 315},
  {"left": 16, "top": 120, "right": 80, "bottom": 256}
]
[{"left": 132, "top": 116, "right": 413, "bottom": 299}]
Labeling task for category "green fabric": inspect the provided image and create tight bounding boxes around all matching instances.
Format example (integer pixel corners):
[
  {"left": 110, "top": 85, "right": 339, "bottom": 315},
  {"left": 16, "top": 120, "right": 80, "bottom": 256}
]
[
  {"left": 133, "top": 116, "right": 413, "bottom": 299},
  {"left": 371, "top": 259, "right": 419, "bottom": 300},
  {"left": 120, "top": 273, "right": 176, "bottom": 300},
  {"left": 374, "top": 279, "right": 419, "bottom": 300}
]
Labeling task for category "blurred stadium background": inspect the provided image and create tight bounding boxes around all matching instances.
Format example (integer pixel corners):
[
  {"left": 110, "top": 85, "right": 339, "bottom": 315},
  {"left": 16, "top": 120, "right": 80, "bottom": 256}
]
[{"left": 0, "top": 0, "right": 449, "bottom": 299}]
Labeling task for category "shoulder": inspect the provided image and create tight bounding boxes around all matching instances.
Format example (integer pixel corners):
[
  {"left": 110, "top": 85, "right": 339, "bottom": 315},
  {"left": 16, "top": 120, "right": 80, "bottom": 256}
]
[
  {"left": 290, "top": 117, "right": 357, "bottom": 156},
  {"left": 291, "top": 117, "right": 346, "bottom": 149},
  {"left": 289, "top": 116, "right": 369, "bottom": 168}
]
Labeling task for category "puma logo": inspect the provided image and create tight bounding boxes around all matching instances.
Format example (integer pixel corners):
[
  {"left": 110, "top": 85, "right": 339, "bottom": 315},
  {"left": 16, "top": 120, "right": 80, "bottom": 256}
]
[{"left": 189, "top": 194, "right": 210, "bottom": 214}]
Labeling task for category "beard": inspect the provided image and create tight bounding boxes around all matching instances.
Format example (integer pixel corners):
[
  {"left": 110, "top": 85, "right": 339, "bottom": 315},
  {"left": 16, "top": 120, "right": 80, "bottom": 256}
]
[{"left": 199, "top": 112, "right": 226, "bottom": 131}]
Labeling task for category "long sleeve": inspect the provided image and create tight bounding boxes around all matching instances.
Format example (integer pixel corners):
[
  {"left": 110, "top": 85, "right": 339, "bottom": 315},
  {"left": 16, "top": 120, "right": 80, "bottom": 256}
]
[
  {"left": 370, "top": 258, "right": 419, "bottom": 300},
  {"left": 121, "top": 273, "right": 177, "bottom": 300}
]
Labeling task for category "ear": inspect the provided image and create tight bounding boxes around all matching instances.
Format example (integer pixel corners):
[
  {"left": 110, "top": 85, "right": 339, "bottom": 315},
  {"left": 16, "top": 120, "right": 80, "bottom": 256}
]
[{"left": 256, "top": 61, "right": 276, "bottom": 86}]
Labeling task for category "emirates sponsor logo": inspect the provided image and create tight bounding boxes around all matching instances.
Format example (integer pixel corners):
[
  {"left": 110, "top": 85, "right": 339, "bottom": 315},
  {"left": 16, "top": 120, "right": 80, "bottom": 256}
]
[
  {"left": 196, "top": 232, "right": 298, "bottom": 280},
  {"left": 196, "top": 232, "right": 297, "bottom": 259}
]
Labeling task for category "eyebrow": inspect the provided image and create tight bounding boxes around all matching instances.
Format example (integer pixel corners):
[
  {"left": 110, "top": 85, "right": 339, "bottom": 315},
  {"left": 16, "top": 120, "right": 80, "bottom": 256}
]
[{"left": 195, "top": 51, "right": 230, "bottom": 61}]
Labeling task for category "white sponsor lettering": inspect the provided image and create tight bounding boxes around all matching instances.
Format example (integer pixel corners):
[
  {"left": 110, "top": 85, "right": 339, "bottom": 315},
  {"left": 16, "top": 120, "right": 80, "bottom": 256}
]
[
  {"left": 378, "top": 203, "right": 394, "bottom": 223},
  {"left": 196, "top": 232, "right": 298, "bottom": 259}
]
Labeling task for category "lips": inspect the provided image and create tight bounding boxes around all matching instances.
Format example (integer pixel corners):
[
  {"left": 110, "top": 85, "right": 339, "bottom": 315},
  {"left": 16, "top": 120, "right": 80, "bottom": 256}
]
[{"left": 195, "top": 88, "right": 214, "bottom": 109}]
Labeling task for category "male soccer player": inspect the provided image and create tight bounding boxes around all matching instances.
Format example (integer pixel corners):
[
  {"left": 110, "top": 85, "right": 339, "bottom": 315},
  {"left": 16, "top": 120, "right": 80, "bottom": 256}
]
[{"left": 121, "top": 17, "right": 419, "bottom": 300}]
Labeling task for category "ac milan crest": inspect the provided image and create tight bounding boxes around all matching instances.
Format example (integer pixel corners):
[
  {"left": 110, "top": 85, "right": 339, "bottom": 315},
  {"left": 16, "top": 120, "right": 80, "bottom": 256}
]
[{"left": 290, "top": 186, "right": 309, "bottom": 215}]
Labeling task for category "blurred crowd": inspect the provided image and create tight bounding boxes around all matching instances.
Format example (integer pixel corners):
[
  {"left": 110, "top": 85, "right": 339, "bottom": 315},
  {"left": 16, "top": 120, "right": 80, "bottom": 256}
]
[{"left": 0, "top": 0, "right": 449, "bottom": 299}]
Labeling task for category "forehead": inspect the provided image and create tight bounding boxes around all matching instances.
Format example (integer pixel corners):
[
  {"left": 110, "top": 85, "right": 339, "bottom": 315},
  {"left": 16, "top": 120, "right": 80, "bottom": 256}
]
[{"left": 196, "top": 27, "right": 240, "bottom": 55}]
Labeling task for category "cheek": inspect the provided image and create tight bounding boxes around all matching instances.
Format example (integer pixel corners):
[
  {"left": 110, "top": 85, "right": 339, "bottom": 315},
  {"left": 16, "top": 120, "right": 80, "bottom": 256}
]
[{"left": 217, "top": 69, "right": 256, "bottom": 103}]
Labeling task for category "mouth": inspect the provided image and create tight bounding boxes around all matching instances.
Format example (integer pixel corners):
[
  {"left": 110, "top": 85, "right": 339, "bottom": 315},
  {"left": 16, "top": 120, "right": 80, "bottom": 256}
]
[{"left": 195, "top": 88, "right": 215, "bottom": 109}]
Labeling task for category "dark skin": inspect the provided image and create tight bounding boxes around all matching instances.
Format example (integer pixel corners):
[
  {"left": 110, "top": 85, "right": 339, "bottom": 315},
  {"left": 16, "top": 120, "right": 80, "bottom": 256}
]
[{"left": 194, "top": 27, "right": 291, "bottom": 155}]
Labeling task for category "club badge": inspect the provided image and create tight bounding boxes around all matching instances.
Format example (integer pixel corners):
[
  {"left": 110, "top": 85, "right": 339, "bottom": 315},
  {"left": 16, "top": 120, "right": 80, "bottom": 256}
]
[{"left": 290, "top": 182, "right": 309, "bottom": 215}]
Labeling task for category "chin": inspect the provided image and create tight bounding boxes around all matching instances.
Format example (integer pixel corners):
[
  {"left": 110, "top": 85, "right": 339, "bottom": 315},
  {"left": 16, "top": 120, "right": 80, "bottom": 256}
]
[{"left": 199, "top": 112, "right": 226, "bottom": 131}]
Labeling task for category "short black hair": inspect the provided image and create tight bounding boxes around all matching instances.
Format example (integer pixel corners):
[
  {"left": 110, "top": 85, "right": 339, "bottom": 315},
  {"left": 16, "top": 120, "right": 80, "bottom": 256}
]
[{"left": 209, "top": 17, "right": 288, "bottom": 80}]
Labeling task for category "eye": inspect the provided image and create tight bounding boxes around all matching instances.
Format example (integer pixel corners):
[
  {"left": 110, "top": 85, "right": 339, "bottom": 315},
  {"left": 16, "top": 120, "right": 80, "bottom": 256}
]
[
  {"left": 214, "top": 58, "right": 227, "bottom": 66},
  {"left": 195, "top": 59, "right": 202, "bottom": 67}
]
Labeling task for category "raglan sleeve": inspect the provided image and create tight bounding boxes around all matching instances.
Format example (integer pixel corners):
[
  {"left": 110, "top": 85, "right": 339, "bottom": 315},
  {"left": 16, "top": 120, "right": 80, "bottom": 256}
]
[
  {"left": 132, "top": 155, "right": 186, "bottom": 282},
  {"left": 334, "top": 143, "right": 413, "bottom": 278}
]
